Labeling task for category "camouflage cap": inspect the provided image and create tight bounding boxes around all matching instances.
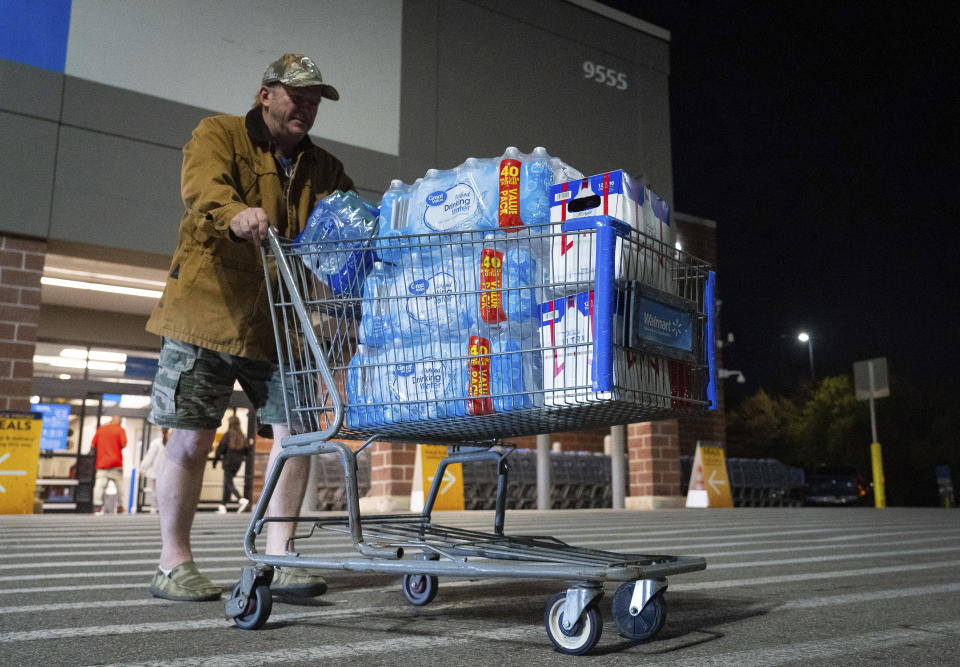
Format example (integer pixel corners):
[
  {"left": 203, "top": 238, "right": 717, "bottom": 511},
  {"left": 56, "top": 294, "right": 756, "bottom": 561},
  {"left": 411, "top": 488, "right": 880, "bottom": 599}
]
[{"left": 261, "top": 53, "right": 339, "bottom": 100}]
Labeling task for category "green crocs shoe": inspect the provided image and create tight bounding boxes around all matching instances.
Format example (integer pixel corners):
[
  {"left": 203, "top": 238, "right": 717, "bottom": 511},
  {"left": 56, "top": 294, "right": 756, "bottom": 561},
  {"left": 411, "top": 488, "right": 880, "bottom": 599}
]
[
  {"left": 149, "top": 561, "right": 222, "bottom": 601},
  {"left": 271, "top": 567, "right": 328, "bottom": 597}
]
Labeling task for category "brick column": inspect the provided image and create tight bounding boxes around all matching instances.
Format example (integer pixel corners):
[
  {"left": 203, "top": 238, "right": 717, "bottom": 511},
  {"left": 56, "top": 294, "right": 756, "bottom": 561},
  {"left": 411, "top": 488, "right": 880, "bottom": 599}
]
[
  {"left": 359, "top": 441, "right": 416, "bottom": 513},
  {"left": 0, "top": 236, "right": 46, "bottom": 410},
  {"left": 625, "top": 419, "right": 684, "bottom": 509}
]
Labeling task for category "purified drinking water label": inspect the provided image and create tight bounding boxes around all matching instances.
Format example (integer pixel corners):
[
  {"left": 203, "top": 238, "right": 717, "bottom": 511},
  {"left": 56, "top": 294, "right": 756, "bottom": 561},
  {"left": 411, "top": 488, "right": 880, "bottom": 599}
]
[
  {"left": 422, "top": 182, "right": 484, "bottom": 232},
  {"left": 390, "top": 357, "right": 447, "bottom": 403},
  {"left": 405, "top": 270, "right": 457, "bottom": 322}
]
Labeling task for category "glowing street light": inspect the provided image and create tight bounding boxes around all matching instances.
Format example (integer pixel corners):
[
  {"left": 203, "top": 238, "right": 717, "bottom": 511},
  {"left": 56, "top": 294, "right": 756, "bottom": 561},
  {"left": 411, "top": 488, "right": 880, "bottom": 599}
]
[{"left": 797, "top": 332, "right": 815, "bottom": 381}]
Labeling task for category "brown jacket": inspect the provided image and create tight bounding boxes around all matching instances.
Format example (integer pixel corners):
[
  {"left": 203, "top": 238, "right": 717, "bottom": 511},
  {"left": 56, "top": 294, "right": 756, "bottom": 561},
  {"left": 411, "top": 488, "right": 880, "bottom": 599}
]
[{"left": 147, "top": 108, "right": 354, "bottom": 361}]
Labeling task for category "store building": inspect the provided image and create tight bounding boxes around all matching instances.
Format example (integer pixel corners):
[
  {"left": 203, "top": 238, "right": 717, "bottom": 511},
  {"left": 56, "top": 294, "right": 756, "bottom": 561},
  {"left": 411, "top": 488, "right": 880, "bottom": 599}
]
[{"left": 0, "top": 0, "right": 723, "bottom": 512}]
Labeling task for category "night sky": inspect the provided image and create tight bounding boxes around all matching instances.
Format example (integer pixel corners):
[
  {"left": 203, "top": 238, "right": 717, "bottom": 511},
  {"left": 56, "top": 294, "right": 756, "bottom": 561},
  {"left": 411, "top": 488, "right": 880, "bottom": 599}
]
[{"left": 601, "top": 1, "right": 959, "bottom": 401}]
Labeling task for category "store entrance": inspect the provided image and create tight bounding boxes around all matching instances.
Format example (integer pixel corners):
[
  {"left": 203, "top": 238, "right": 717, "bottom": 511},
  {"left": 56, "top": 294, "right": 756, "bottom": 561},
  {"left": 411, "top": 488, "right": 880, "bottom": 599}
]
[
  {"left": 32, "top": 383, "right": 153, "bottom": 513},
  {"left": 31, "top": 342, "right": 256, "bottom": 513}
]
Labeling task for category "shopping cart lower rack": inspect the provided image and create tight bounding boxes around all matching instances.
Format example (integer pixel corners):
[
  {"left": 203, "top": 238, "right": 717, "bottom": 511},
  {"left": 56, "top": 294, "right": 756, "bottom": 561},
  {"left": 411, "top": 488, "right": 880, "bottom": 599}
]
[{"left": 226, "top": 218, "right": 715, "bottom": 655}]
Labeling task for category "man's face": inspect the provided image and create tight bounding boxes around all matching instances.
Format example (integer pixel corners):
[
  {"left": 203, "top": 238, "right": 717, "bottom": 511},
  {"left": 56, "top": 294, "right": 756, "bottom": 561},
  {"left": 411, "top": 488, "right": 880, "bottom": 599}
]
[{"left": 261, "top": 84, "right": 323, "bottom": 145}]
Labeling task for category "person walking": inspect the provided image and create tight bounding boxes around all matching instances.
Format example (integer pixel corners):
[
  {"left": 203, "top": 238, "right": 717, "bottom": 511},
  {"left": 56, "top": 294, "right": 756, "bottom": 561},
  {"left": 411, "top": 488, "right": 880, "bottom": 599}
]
[
  {"left": 139, "top": 427, "right": 169, "bottom": 513},
  {"left": 212, "top": 416, "right": 251, "bottom": 513},
  {"left": 145, "top": 53, "right": 353, "bottom": 602},
  {"left": 91, "top": 416, "right": 127, "bottom": 514}
]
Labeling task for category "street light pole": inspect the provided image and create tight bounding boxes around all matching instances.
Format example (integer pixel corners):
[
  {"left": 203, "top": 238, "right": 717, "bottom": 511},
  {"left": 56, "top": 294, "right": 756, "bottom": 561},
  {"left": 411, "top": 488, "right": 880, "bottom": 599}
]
[{"left": 798, "top": 332, "right": 815, "bottom": 381}]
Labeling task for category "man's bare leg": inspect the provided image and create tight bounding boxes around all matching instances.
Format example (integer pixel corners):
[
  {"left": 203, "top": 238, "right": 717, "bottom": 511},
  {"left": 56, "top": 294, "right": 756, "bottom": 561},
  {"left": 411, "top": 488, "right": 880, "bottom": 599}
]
[
  {"left": 263, "top": 424, "right": 310, "bottom": 555},
  {"left": 157, "top": 428, "right": 216, "bottom": 570}
]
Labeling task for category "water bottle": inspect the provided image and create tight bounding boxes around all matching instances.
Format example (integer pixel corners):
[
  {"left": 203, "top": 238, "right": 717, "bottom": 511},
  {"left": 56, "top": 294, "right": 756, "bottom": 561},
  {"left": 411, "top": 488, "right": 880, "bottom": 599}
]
[
  {"left": 376, "top": 179, "right": 416, "bottom": 265},
  {"left": 358, "top": 262, "right": 400, "bottom": 348},
  {"left": 346, "top": 345, "right": 388, "bottom": 428},
  {"left": 519, "top": 154, "right": 553, "bottom": 226},
  {"left": 461, "top": 157, "right": 500, "bottom": 229},
  {"left": 467, "top": 326, "right": 541, "bottom": 414},
  {"left": 548, "top": 156, "right": 584, "bottom": 184},
  {"left": 504, "top": 245, "right": 539, "bottom": 322}
]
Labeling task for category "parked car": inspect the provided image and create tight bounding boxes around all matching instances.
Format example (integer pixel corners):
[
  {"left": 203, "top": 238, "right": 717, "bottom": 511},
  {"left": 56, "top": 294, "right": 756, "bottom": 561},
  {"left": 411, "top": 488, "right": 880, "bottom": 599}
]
[{"left": 804, "top": 465, "right": 871, "bottom": 506}]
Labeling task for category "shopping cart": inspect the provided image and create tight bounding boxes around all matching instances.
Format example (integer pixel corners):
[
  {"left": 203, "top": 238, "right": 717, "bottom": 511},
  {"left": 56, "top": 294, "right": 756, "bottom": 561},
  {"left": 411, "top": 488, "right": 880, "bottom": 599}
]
[{"left": 225, "top": 216, "right": 715, "bottom": 655}]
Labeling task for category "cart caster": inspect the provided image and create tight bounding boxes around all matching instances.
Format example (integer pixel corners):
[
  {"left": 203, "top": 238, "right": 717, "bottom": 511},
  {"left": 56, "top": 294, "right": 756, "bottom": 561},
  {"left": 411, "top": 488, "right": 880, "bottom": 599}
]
[
  {"left": 543, "top": 591, "right": 603, "bottom": 655},
  {"left": 228, "top": 582, "right": 273, "bottom": 630},
  {"left": 225, "top": 566, "right": 274, "bottom": 630},
  {"left": 401, "top": 573, "right": 438, "bottom": 606},
  {"left": 611, "top": 580, "right": 667, "bottom": 642}
]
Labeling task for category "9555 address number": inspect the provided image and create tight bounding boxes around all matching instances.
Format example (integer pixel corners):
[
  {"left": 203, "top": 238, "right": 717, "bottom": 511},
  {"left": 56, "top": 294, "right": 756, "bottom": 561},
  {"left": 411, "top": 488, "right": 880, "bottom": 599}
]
[{"left": 583, "top": 60, "right": 628, "bottom": 90}]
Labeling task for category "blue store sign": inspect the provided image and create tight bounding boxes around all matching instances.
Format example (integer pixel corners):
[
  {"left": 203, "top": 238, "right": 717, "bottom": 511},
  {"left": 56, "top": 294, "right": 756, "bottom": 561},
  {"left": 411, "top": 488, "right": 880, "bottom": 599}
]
[{"left": 31, "top": 403, "right": 71, "bottom": 451}]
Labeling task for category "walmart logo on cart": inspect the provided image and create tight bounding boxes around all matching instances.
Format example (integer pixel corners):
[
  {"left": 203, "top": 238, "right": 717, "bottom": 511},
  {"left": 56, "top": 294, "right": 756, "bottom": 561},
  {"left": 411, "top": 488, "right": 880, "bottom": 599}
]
[
  {"left": 637, "top": 297, "right": 693, "bottom": 352},
  {"left": 643, "top": 311, "right": 685, "bottom": 337}
]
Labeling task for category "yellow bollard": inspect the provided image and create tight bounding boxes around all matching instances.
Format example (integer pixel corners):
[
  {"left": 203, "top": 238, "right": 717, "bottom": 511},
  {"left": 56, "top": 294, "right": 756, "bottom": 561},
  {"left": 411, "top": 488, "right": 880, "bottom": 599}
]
[{"left": 870, "top": 442, "right": 886, "bottom": 508}]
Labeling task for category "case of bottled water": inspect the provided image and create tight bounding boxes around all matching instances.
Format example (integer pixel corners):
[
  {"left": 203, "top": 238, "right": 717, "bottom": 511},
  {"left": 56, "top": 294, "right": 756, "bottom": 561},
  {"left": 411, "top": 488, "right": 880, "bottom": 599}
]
[
  {"left": 347, "top": 148, "right": 590, "bottom": 426},
  {"left": 295, "top": 190, "right": 378, "bottom": 298},
  {"left": 538, "top": 290, "right": 673, "bottom": 409},
  {"left": 379, "top": 147, "right": 582, "bottom": 237},
  {"left": 548, "top": 171, "right": 675, "bottom": 294}
]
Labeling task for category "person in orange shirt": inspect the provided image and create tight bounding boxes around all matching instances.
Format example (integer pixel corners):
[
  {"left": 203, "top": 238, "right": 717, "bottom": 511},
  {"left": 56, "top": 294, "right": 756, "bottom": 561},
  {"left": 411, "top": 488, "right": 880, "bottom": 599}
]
[{"left": 91, "top": 416, "right": 128, "bottom": 514}]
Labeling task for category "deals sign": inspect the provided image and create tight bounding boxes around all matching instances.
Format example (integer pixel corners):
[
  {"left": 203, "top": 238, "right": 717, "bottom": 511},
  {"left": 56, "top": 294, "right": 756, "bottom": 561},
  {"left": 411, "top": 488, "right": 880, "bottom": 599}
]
[
  {"left": 0, "top": 411, "right": 43, "bottom": 514},
  {"left": 685, "top": 442, "right": 733, "bottom": 508},
  {"left": 410, "top": 444, "right": 464, "bottom": 511}
]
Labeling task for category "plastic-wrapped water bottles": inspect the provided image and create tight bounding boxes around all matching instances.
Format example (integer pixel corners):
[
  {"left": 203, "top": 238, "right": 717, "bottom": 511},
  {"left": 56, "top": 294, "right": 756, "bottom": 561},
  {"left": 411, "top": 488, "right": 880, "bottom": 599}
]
[
  {"left": 405, "top": 167, "right": 491, "bottom": 235},
  {"left": 345, "top": 147, "right": 585, "bottom": 427},
  {"left": 386, "top": 339, "right": 467, "bottom": 422},
  {"left": 518, "top": 151, "right": 553, "bottom": 226},
  {"left": 394, "top": 252, "right": 477, "bottom": 344},
  {"left": 376, "top": 179, "right": 418, "bottom": 265},
  {"left": 346, "top": 344, "right": 388, "bottom": 428},
  {"left": 465, "top": 326, "right": 542, "bottom": 415},
  {"left": 296, "top": 190, "right": 378, "bottom": 297},
  {"left": 476, "top": 232, "right": 540, "bottom": 326},
  {"left": 489, "top": 330, "right": 542, "bottom": 412},
  {"left": 389, "top": 147, "right": 582, "bottom": 236}
]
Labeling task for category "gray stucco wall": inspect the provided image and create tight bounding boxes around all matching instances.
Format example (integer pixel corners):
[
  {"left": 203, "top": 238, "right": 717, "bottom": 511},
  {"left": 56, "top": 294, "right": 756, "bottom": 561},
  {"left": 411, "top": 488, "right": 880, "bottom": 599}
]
[{"left": 1, "top": 0, "right": 671, "bottom": 262}]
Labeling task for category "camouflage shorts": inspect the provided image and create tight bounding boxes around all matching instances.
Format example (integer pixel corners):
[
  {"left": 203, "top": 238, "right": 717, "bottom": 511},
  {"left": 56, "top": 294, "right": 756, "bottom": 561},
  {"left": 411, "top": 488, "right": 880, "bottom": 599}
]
[{"left": 148, "top": 338, "right": 289, "bottom": 433}]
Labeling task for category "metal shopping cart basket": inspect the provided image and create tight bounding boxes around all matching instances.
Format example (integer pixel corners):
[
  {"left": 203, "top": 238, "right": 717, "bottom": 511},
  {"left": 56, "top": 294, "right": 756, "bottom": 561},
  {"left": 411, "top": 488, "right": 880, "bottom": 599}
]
[{"left": 226, "top": 215, "right": 716, "bottom": 655}]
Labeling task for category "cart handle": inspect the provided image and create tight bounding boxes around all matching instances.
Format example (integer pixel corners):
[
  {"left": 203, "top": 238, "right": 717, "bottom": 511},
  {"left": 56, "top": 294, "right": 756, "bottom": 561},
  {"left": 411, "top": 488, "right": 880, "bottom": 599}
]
[{"left": 262, "top": 226, "right": 344, "bottom": 442}]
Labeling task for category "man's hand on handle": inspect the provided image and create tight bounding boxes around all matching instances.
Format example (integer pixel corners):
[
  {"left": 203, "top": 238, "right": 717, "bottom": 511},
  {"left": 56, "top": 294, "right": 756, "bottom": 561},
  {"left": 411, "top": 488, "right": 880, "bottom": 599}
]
[{"left": 229, "top": 208, "right": 270, "bottom": 245}]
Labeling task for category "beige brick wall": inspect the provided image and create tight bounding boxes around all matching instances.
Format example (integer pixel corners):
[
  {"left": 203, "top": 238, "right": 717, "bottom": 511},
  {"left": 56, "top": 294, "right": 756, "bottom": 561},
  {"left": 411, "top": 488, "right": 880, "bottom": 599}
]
[{"left": 628, "top": 419, "right": 681, "bottom": 497}]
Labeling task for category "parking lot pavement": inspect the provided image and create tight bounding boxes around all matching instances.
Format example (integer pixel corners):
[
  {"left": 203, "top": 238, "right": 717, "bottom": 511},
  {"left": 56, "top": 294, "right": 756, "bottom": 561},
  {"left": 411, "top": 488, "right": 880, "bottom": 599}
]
[{"left": 2, "top": 507, "right": 958, "bottom": 665}]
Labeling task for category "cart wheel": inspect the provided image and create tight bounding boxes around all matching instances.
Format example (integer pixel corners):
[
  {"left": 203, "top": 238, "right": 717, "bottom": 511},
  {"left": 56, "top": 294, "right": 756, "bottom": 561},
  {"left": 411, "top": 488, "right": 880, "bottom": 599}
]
[
  {"left": 611, "top": 582, "right": 666, "bottom": 642},
  {"left": 230, "top": 582, "right": 273, "bottom": 630},
  {"left": 402, "top": 573, "right": 438, "bottom": 606},
  {"left": 543, "top": 592, "right": 603, "bottom": 655}
]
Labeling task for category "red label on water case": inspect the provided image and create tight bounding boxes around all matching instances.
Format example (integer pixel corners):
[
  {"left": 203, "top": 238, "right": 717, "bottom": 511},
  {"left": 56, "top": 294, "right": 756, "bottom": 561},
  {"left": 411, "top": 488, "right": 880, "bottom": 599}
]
[
  {"left": 479, "top": 248, "right": 507, "bottom": 324},
  {"left": 498, "top": 158, "right": 522, "bottom": 229},
  {"left": 468, "top": 336, "right": 493, "bottom": 415}
]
